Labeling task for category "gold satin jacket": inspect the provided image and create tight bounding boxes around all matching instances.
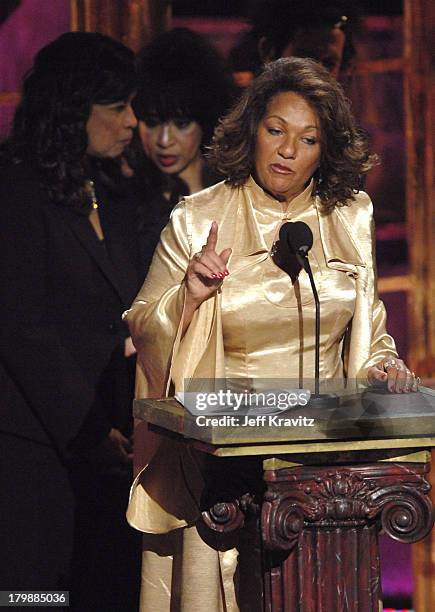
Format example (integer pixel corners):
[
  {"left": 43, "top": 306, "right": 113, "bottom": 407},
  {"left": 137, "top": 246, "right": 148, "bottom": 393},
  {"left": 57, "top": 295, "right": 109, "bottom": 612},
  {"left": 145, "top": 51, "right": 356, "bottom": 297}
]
[
  {"left": 123, "top": 177, "right": 397, "bottom": 612},
  {"left": 124, "top": 176, "right": 397, "bottom": 529},
  {"left": 126, "top": 176, "right": 396, "bottom": 399}
]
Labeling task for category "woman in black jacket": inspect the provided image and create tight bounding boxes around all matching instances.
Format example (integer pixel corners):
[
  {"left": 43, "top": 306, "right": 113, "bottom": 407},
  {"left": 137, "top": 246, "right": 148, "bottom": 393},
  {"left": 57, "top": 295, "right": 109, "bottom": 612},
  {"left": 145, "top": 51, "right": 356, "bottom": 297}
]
[{"left": 0, "top": 32, "right": 141, "bottom": 609}]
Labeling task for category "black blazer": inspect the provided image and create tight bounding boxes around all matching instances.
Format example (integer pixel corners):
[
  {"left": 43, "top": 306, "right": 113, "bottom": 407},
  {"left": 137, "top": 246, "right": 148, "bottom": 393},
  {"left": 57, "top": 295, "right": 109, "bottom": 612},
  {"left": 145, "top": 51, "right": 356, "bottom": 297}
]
[{"left": 0, "top": 162, "right": 142, "bottom": 456}]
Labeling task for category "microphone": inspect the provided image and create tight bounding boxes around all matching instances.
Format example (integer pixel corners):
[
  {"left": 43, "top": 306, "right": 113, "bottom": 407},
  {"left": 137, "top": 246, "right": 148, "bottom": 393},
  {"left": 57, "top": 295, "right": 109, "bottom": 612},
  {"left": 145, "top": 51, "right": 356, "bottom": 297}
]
[
  {"left": 279, "top": 221, "right": 313, "bottom": 255},
  {"left": 278, "top": 222, "right": 337, "bottom": 406},
  {"left": 279, "top": 221, "right": 313, "bottom": 272}
]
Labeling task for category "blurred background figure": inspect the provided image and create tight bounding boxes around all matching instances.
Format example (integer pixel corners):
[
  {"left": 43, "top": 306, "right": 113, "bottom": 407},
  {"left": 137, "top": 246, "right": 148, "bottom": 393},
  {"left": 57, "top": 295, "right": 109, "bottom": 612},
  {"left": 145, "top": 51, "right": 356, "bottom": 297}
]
[
  {"left": 0, "top": 32, "right": 141, "bottom": 611},
  {"left": 229, "top": 0, "right": 360, "bottom": 85},
  {"left": 129, "top": 27, "right": 234, "bottom": 277}
]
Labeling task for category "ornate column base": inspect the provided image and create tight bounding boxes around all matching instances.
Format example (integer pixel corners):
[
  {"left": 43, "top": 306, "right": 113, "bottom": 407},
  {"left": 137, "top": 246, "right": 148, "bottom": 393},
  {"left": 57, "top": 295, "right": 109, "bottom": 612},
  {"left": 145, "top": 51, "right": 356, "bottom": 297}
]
[
  {"left": 202, "top": 459, "right": 433, "bottom": 612},
  {"left": 262, "top": 462, "right": 433, "bottom": 612}
]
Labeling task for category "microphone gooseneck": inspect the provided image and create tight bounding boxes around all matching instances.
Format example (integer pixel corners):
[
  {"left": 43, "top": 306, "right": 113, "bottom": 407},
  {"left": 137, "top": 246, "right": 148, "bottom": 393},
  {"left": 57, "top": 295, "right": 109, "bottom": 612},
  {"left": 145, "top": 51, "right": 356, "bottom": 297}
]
[{"left": 279, "top": 221, "right": 331, "bottom": 402}]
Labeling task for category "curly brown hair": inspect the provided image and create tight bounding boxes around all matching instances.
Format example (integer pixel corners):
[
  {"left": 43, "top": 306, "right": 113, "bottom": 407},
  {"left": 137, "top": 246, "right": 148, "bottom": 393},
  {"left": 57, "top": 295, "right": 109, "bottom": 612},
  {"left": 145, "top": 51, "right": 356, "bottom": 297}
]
[{"left": 208, "top": 57, "right": 376, "bottom": 212}]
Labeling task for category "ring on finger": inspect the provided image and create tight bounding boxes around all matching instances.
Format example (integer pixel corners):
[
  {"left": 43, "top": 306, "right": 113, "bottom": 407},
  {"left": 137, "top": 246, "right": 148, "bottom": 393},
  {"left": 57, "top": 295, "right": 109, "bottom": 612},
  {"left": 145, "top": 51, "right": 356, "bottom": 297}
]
[
  {"left": 401, "top": 369, "right": 412, "bottom": 390},
  {"left": 383, "top": 358, "right": 401, "bottom": 371},
  {"left": 411, "top": 373, "right": 421, "bottom": 390},
  {"left": 193, "top": 252, "right": 202, "bottom": 262}
]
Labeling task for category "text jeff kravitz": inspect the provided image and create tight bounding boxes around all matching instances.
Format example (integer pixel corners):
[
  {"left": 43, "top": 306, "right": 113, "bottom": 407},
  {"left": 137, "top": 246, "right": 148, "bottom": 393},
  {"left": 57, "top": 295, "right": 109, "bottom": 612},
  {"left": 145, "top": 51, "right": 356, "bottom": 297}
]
[{"left": 195, "top": 414, "right": 315, "bottom": 427}]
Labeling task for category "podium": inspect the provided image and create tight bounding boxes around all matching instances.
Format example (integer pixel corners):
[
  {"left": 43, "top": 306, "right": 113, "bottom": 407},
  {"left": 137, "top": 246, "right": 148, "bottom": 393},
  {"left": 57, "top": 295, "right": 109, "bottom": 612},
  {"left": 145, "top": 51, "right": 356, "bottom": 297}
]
[{"left": 134, "top": 388, "right": 435, "bottom": 611}]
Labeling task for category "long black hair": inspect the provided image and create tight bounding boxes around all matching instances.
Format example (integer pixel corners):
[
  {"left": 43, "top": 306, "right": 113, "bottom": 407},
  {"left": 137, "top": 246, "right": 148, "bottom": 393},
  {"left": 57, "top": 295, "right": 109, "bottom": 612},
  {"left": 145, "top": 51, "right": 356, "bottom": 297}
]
[{"left": 1, "top": 32, "right": 137, "bottom": 212}]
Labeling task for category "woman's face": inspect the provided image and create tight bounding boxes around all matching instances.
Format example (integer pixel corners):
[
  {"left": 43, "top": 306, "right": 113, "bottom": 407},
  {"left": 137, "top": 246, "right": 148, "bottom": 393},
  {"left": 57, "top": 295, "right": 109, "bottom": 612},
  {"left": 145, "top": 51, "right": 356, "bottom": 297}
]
[
  {"left": 86, "top": 94, "right": 137, "bottom": 158},
  {"left": 138, "top": 116, "right": 203, "bottom": 176},
  {"left": 254, "top": 91, "right": 321, "bottom": 202}
]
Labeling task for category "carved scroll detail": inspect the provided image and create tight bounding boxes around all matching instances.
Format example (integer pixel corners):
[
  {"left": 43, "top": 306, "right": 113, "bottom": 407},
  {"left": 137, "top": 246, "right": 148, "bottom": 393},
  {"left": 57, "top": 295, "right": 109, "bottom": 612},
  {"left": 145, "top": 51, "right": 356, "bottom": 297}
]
[
  {"left": 375, "top": 489, "right": 433, "bottom": 542},
  {"left": 262, "top": 465, "right": 434, "bottom": 551},
  {"left": 202, "top": 493, "right": 257, "bottom": 533}
]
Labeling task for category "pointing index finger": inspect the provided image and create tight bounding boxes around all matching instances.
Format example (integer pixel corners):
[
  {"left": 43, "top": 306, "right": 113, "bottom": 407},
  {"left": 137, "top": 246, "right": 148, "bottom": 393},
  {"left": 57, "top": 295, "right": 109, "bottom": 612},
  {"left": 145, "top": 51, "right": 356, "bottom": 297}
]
[{"left": 205, "top": 221, "right": 218, "bottom": 252}]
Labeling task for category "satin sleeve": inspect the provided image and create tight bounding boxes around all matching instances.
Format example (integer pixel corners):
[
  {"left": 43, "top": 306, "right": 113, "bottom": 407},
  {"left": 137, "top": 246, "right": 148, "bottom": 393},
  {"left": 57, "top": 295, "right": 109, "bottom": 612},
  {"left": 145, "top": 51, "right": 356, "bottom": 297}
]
[
  {"left": 355, "top": 207, "right": 398, "bottom": 379},
  {"left": 123, "top": 201, "right": 190, "bottom": 398},
  {"left": 363, "top": 297, "right": 398, "bottom": 371},
  {"left": 124, "top": 201, "right": 219, "bottom": 533}
]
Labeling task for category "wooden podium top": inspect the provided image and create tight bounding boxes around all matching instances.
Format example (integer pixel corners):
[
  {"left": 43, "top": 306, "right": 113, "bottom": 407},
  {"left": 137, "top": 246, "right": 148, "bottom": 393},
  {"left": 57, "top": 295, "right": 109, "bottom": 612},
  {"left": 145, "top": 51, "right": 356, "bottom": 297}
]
[{"left": 134, "top": 386, "right": 435, "bottom": 457}]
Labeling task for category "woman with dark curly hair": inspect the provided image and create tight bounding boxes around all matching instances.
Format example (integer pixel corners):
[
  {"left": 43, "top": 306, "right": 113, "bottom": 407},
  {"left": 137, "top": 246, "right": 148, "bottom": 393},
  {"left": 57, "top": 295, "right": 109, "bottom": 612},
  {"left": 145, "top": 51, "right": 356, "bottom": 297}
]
[
  {"left": 124, "top": 57, "right": 416, "bottom": 610},
  {"left": 210, "top": 55, "right": 370, "bottom": 212},
  {"left": 0, "top": 32, "right": 141, "bottom": 608}
]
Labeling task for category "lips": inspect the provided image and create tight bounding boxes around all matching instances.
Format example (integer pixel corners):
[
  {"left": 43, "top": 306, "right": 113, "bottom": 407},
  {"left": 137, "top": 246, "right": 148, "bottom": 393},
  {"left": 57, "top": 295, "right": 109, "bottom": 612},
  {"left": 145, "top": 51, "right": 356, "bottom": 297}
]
[
  {"left": 157, "top": 155, "right": 178, "bottom": 168},
  {"left": 119, "top": 137, "right": 132, "bottom": 147},
  {"left": 270, "top": 164, "right": 293, "bottom": 174}
]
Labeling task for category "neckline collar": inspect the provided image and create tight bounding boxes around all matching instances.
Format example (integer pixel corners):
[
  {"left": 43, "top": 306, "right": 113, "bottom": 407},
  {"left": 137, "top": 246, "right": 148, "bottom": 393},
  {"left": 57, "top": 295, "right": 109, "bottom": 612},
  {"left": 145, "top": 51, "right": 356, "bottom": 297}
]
[
  {"left": 245, "top": 175, "right": 315, "bottom": 216},
  {"left": 232, "top": 178, "right": 366, "bottom": 270}
]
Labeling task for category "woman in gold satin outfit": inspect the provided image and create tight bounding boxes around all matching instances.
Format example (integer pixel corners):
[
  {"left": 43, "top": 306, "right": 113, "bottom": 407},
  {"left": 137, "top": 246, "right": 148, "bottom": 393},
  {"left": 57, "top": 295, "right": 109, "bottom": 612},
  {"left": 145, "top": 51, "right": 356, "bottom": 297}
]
[{"left": 124, "top": 57, "right": 416, "bottom": 611}]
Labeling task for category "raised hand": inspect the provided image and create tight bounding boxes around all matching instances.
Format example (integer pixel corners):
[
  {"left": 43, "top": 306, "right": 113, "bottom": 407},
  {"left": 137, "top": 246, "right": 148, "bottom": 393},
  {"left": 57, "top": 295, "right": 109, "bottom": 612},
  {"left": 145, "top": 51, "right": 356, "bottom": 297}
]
[
  {"left": 182, "top": 222, "right": 231, "bottom": 335},
  {"left": 185, "top": 221, "right": 232, "bottom": 306}
]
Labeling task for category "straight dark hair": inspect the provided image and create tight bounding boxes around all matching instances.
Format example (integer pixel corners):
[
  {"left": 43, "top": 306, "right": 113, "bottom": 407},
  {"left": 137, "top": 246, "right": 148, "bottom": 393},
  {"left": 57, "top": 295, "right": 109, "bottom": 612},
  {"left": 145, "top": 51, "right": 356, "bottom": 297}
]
[{"left": 134, "top": 28, "right": 233, "bottom": 147}]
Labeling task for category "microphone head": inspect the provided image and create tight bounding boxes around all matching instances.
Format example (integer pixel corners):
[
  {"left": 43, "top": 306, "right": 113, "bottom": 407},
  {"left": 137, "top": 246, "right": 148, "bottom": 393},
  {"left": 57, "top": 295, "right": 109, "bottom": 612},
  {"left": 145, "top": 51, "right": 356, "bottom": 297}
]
[{"left": 279, "top": 221, "right": 313, "bottom": 255}]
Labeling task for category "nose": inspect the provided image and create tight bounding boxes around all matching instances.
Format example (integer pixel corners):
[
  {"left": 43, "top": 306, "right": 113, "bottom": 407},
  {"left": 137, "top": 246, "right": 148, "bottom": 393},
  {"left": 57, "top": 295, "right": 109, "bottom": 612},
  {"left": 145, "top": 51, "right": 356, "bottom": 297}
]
[
  {"left": 125, "top": 103, "right": 137, "bottom": 129},
  {"left": 156, "top": 123, "right": 175, "bottom": 147},
  {"left": 278, "top": 136, "right": 296, "bottom": 159}
]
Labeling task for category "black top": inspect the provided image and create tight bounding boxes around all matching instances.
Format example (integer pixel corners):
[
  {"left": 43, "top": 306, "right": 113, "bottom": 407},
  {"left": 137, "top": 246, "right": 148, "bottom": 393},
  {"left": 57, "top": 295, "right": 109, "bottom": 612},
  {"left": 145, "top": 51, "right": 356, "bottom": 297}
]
[
  {"left": 136, "top": 161, "right": 222, "bottom": 278},
  {"left": 0, "top": 161, "right": 142, "bottom": 457}
]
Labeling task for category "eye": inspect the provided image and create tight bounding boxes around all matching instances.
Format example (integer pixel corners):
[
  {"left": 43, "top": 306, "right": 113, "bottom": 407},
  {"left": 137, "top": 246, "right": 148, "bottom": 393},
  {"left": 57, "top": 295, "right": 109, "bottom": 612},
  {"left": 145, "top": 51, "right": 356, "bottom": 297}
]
[
  {"left": 267, "top": 127, "right": 282, "bottom": 136},
  {"left": 143, "top": 116, "right": 161, "bottom": 128},
  {"left": 109, "top": 102, "right": 128, "bottom": 113},
  {"left": 302, "top": 137, "right": 317, "bottom": 145},
  {"left": 172, "top": 117, "right": 193, "bottom": 130}
]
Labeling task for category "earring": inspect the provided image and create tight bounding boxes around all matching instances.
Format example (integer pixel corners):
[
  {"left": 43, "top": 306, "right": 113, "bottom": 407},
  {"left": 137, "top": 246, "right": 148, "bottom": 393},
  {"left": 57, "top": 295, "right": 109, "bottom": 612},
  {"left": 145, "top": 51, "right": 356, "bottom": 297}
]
[{"left": 314, "top": 170, "right": 323, "bottom": 195}]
